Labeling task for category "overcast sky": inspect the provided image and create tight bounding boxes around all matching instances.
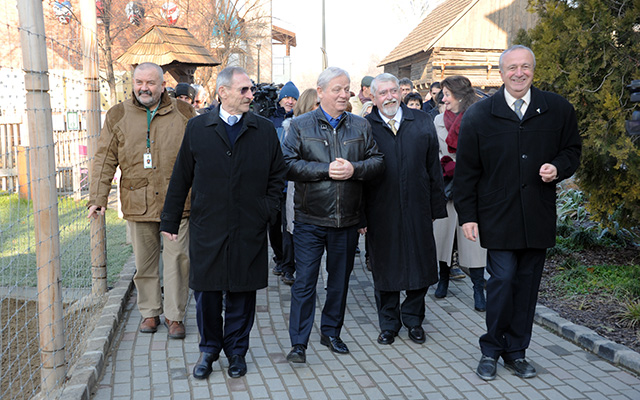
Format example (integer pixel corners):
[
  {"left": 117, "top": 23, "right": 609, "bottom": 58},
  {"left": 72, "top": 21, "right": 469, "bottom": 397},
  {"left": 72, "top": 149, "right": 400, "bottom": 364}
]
[{"left": 270, "top": 0, "right": 445, "bottom": 89}]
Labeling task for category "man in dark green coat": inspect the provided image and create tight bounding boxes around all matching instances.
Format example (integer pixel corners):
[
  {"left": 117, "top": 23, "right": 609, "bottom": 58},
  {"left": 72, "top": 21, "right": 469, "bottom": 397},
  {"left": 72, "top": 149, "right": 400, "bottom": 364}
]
[{"left": 160, "top": 66, "right": 286, "bottom": 380}]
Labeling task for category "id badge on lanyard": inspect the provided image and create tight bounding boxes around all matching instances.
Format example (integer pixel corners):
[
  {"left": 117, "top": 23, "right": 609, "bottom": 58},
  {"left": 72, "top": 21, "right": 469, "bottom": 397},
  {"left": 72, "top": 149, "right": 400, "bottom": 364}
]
[{"left": 144, "top": 105, "right": 158, "bottom": 169}]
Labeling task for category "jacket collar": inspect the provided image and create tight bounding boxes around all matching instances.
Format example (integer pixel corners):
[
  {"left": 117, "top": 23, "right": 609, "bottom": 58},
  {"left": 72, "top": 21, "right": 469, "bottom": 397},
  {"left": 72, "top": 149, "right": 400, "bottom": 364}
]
[
  {"left": 203, "top": 108, "right": 258, "bottom": 148},
  {"left": 313, "top": 107, "right": 349, "bottom": 129},
  {"left": 131, "top": 90, "right": 174, "bottom": 114},
  {"left": 491, "top": 86, "right": 548, "bottom": 122}
]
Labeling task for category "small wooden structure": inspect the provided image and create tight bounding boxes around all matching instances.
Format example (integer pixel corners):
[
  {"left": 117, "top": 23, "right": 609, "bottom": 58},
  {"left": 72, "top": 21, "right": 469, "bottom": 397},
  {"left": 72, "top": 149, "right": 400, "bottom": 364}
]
[
  {"left": 117, "top": 25, "right": 220, "bottom": 83},
  {"left": 272, "top": 25, "right": 296, "bottom": 56},
  {"left": 379, "top": 0, "right": 537, "bottom": 91}
]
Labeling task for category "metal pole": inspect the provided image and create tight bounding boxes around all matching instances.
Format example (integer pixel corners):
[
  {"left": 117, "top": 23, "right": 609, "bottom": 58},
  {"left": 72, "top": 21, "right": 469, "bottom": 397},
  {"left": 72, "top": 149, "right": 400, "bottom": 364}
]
[
  {"left": 257, "top": 42, "right": 261, "bottom": 84},
  {"left": 81, "top": 0, "right": 107, "bottom": 295},
  {"left": 321, "top": 0, "right": 327, "bottom": 70},
  {"left": 16, "top": 0, "right": 65, "bottom": 393}
]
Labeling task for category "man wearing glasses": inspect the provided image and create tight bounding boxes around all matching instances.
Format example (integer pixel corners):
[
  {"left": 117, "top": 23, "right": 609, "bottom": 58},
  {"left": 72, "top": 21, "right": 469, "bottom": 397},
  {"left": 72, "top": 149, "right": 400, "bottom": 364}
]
[{"left": 160, "top": 66, "right": 286, "bottom": 380}]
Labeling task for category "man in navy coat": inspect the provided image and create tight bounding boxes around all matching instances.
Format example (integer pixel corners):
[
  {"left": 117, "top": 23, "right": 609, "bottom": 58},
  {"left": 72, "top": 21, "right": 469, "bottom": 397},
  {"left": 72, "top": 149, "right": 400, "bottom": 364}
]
[
  {"left": 160, "top": 66, "right": 286, "bottom": 380},
  {"left": 453, "top": 45, "right": 581, "bottom": 381}
]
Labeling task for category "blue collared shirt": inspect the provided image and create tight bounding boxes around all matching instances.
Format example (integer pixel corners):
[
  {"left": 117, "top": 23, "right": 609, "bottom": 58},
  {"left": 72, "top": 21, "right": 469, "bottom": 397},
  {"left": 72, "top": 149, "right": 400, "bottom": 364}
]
[{"left": 320, "top": 106, "right": 344, "bottom": 129}]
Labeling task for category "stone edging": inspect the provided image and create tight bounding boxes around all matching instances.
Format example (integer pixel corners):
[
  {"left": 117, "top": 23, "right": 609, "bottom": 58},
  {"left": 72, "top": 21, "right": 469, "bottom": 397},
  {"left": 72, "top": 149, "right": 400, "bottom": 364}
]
[
  {"left": 535, "top": 304, "right": 640, "bottom": 374},
  {"left": 55, "top": 256, "right": 136, "bottom": 400}
]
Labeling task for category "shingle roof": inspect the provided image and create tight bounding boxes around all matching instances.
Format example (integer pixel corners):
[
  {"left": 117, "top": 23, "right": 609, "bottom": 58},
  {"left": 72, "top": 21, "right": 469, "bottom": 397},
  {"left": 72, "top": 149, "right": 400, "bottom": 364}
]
[
  {"left": 379, "top": 0, "right": 478, "bottom": 66},
  {"left": 116, "top": 25, "right": 220, "bottom": 67}
]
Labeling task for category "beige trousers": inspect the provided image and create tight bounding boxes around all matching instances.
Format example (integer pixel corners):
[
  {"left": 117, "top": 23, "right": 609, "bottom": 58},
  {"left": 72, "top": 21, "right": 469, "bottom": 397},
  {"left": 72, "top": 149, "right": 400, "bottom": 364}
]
[{"left": 129, "top": 218, "right": 190, "bottom": 321}]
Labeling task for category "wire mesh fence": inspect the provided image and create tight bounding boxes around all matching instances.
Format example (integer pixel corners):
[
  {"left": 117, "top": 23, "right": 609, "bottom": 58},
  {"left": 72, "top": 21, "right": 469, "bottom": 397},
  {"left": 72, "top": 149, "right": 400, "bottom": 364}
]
[{"left": 0, "top": 1, "right": 131, "bottom": 399}]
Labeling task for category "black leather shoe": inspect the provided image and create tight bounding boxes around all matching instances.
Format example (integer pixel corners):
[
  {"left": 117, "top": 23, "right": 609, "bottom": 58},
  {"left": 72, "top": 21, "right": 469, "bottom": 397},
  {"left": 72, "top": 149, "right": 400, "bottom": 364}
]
[
  {"left": 377, "top": 330, "right": 397, "bottom": 345},
  {"left": 504, "top": 358, "right": 537, "bottom": 378},
  {"left": 408, "top": 326, "right": 426, "bottom": 344},
  {"left": 193, "top": 352, "right": 218, "bottom": 380},
  {"left": 476, "top": 355, "right": 497, "bottom": 381},
  {"left": 320, "top": 334, "right": 349, "bottom": 354},
  {"left": 228, "top": 354, "right": 247, "bottom": 378},
  {"left": 286, "top": 344, "right": 306, "bottom": 363}
]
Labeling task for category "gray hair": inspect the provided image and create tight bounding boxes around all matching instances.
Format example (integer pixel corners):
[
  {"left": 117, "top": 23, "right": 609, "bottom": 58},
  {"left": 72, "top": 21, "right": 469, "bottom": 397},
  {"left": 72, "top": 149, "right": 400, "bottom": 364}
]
[
  {"left": 398, "top": 77, "right": 413, "bottom": 89},
  {"left": 217, "top": 66, "right": 248, "bottom": 92},
  {"left": 134, "top": 62, "right": 164, "bottom": 82},
  {"left": 192, "top": 83, "right": 205, "bottom": 95},
  {"left": 317, "top": 67, "right": 350, "bottom": 90},
  {"left": 499, "top": 45, "right": 536, "bottom": 71},
  {"left": 370, "top": 73, "right": 400, "bottom": 96}
]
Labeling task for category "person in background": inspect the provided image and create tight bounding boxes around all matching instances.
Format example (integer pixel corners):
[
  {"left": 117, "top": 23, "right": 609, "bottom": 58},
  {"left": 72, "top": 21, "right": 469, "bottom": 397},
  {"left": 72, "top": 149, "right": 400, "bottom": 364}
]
[
  {"left": 280, "top": 88, "right": 321, "bottom": 286},
  {"left": 282, "top": 67, "right": 384, "bottom": 363},
  {"left": 175, "top": 83, "right": 196, "bottom": 105},
  {"left": 269, "top": 81, "right": 300, "bottom": 278},
  {"left": 432, "top": 75, "right": 487, "bottom": 311},
  {"left": 454, "top": 45, "right": 581, "bottom": 381},
  {"left": 423, "top": 81, "right": 441, "bottom": 113},
  {"left": 349, "top": 75, "right": 374, "bottom": 116},
  {"left": 398, "top": 77, "right": 414, "bottom": 98},
  {"left": 88, "top": 62, "right": 195, "bottom": 340},
  {"left": 403, "top": 92, "right": 423, "bottom": 110},
  {"left": 192, "top": 84, "right": 208, "bottom": 110},
  {"left": 363, "top": 73, "right": 446, "bottom": 346},
  {"left": 160, "top": 66, "right": 286, "bottom": 380},
  {"left": 427, "top": 90, "right": 445, "bottom": 121}
]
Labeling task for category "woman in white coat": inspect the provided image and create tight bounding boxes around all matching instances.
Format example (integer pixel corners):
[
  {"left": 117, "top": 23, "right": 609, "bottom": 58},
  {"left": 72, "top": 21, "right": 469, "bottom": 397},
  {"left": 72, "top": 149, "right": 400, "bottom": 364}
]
[{"left": 432, "top": 75, "right": 487, "bottom": 311}]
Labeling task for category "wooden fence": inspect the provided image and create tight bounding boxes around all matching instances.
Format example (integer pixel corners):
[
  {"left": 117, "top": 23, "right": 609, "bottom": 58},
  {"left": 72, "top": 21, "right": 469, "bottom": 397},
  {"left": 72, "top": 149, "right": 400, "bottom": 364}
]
[{"left": 0, "top": 113, "right": 90, "bottom": 201}]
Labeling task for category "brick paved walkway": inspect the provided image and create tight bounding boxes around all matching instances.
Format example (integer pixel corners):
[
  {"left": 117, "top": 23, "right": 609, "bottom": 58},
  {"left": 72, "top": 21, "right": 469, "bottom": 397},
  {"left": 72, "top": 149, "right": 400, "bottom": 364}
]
[{"left": 92, "top": 238, "right": 640, "bottom": 399}]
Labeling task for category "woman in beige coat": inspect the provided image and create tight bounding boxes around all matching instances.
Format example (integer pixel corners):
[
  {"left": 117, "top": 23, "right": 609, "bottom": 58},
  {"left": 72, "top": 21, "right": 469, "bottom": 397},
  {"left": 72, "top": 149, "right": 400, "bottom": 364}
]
[{"left": 432, "top": 75, "right": 487, "bottom": 311}]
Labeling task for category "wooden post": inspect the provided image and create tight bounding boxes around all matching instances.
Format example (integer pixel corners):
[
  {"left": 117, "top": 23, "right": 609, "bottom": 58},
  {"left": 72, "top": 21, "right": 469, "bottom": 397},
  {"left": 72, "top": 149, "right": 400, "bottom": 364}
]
[
  {"left": 16, "top": 0, "right": 65, "bottom": 393},
  {"left": 16, "top": 145, "right": 30, "bottom": 201},
  {"left": 80, "top": 0, "right": 107, "bottom": 295}
]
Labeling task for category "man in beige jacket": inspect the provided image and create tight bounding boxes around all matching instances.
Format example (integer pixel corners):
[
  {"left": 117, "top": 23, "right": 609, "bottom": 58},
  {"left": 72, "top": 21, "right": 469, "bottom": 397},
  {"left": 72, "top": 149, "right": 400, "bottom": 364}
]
[{"left": 88, "top": 62, "right": 196, "bottom": 339}]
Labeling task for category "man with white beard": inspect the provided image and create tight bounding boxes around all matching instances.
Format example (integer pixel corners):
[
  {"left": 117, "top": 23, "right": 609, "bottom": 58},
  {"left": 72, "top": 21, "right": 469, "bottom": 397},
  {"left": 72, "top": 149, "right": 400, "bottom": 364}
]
[{"left": 361, "top": 73, "right": 446, "bottom": 346}]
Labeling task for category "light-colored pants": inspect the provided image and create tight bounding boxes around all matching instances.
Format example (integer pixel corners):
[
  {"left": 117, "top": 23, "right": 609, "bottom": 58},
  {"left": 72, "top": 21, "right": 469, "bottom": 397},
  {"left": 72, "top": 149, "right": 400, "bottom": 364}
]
[{"left": 129, "top": 218, "right": 190, "bottom": 321}]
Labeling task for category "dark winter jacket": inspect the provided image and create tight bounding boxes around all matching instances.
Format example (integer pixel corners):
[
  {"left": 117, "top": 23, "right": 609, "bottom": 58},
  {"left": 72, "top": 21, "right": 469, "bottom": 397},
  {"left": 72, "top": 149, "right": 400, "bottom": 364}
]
[
  {"left": 453, "top": 86, "right": 581, "bottom": 250},
  {"left": 160, "top": 110, "right": 286, "bottom": 292},
  {"left": 364, "top": 104, "right": 447, "bottom": 291},
  {"left": 282, "top": 107, "right": 384, "bottom": 228}
]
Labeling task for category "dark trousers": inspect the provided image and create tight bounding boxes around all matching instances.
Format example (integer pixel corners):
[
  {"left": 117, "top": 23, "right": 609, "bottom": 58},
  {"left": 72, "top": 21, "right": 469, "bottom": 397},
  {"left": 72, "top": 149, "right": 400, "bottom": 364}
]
[
  {"left": 289, "top": 222, "right": 359, "bottom": 346},
  {"left": 480, "top": 249, "right": 546, "bottom": 361},
  {"left": 194, "top": 290, "right": 256, "bottom": 357},
  {"left": 375, "top": 287, "right": 428, "bottom": 332},
  {"left": 281, "top": 211, "right": 295, "bottom": 275}
]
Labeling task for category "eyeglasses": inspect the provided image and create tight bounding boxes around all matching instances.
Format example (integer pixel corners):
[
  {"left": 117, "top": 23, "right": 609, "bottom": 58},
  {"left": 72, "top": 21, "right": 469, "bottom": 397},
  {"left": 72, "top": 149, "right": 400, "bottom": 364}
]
[{"left": 240, "top": 86, "right": 257, "bottom": 95}]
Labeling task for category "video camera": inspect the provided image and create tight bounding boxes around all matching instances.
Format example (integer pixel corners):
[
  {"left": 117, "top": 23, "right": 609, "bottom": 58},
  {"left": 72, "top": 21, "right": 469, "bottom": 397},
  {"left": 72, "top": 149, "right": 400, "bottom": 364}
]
[
  {"left": 252, "top": 83, "right": 279, "bottom": 118},
  {"left": 625, "top": 80, "right": 640, "bottom": 136}
]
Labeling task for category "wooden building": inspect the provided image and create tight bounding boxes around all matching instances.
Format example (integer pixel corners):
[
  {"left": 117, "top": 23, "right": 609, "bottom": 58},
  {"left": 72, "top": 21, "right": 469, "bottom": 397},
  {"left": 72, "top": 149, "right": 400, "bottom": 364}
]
[{"left": 379, "top": 0, "right": 537, "bottom": 92}]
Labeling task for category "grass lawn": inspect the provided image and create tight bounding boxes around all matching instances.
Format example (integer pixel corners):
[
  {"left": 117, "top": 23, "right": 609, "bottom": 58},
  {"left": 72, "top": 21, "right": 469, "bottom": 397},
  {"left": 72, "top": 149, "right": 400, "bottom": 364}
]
[{"left": 0, "top": 193, "right": 132, "bottom": 289}]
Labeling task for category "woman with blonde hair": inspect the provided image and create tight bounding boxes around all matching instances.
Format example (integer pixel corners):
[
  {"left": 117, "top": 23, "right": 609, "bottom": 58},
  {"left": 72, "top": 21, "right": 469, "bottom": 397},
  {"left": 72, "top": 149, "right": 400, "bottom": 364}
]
[{"left": 432, "top": 75, "right": 487, "bottom": 311}]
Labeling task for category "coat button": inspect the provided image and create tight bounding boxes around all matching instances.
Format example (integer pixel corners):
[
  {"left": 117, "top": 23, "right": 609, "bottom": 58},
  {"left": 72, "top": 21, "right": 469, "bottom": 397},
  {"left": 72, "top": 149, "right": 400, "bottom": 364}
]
[
  {"left": 522, "top": 184, "right": 527, "bottom": 189},
  {"left": 522, "top": 154, "right": 527, "bottom": 159},
  {"left": 227, "top": 151, "right": 232, "bottom": 156},
  {"left": 155, "top": 192, "right": 159, "bottom": 195}
]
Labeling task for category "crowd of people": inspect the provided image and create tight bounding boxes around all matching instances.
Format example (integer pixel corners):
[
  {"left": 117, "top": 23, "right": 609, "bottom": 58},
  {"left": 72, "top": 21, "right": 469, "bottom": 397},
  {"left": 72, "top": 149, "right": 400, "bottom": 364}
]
[{"left": 87, "top": 45, "right": 581, "bottom": 383}]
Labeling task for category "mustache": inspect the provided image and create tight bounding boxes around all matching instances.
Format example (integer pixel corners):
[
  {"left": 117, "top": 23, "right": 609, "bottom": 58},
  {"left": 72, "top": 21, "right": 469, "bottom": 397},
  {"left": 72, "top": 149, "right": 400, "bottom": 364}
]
[
  {"left": 383, "top": 99, "right": 398, "bottom": 106},
  {"left": 138, "top": 89, "right": 153, "bottom": 96}
]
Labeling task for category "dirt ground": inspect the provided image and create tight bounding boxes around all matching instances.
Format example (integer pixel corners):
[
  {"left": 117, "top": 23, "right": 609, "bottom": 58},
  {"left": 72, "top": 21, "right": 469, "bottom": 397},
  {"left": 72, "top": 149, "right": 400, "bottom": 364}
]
[
  {"left": 539, "top": 246, "right": 640, "bottom": 353},
  {"left": 0, "top": 297, "right": 101, "bottom": 400}
]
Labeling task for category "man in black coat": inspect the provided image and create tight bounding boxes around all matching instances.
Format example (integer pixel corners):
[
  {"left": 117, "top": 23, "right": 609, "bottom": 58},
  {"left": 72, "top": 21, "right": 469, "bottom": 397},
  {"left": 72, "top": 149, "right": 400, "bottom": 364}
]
[
  {"left": 160, "top": 66, "right": 286, "bottom": 380},
  {"left": 363, "top": 73, "right": 447, "bottom": 346},
  {"left": 453, "top": 46, "right": 581, "bottom": 381},
  {"left": 282, "top": 67, "right": 384, "bottom": 363}
]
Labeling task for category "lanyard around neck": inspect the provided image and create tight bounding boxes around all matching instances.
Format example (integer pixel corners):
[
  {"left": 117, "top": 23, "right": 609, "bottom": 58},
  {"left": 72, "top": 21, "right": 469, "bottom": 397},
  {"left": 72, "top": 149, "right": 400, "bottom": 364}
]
[{"left": 146, "top": 103, "right": 160, "bottom": 149}]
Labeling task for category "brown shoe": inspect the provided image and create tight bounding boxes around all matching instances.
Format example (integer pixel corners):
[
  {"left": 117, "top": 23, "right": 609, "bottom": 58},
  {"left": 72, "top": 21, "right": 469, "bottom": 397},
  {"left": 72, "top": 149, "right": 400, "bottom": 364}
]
[
  {"left": 140, "top": 316, "right": 160, "bottom": 333},
  {"left": 164, "top": 318, "right": 186, "bottom": 339}
]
